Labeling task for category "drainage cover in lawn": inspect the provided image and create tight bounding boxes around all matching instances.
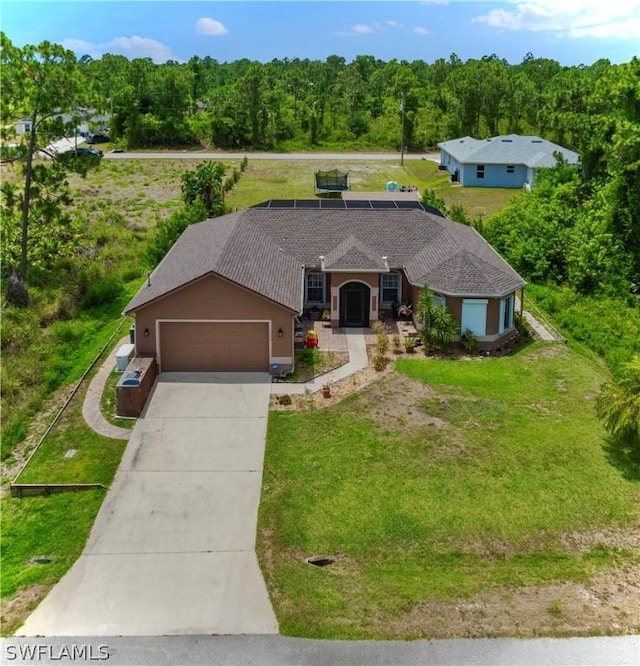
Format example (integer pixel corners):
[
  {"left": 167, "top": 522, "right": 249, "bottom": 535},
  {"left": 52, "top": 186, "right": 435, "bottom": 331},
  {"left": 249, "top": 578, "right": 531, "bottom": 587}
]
[
  {"left": 30, "top": 556, "right": 53, "bottom": 565},
  {"left": 306, "top": 556, "right": 335, "bottom": 567}
]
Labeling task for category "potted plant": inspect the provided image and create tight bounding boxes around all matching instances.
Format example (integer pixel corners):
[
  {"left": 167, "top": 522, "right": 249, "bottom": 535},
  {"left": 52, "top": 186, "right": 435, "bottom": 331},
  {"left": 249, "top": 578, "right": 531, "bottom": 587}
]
[
  {"left": 322, "top": 383, "right": 332, "bottom": 398},
  {"left": 404, "top": 336, "right": 417, "bottom": 353}
]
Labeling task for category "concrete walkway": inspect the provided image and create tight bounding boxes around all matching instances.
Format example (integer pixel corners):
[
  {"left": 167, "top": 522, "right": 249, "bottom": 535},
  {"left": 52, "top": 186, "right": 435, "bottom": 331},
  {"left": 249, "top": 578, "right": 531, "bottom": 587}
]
[
  {"left": 515, "top": 297, "right": 563, "bottom": 342},
  {"left": 82, "top": 336, "right": 131, "bottom": 441},
  {"left": 271, "top": 328, "right": 369, "bottom": 395},
  {"left": 18, "top": 373, "right": 278, "bottom": 636}
]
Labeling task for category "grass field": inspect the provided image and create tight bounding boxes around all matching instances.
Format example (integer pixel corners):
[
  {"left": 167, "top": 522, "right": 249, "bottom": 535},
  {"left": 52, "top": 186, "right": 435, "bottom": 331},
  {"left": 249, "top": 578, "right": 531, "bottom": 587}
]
[
  {"left": 227, "top": 158, "right": 519, "bottom": 217},
  {"left": 258, "top": 343, "right": 640, "bottom": 639}
]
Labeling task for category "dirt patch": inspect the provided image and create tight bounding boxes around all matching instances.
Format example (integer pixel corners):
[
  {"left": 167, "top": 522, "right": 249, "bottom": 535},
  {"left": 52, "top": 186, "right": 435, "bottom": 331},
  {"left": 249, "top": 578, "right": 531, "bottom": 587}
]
[
  {"left": 338, "top": 373, "right": 447, "bottom": 431},
  {"left": 373, "top": 563, "right": 640, "bottom": 639},
  {"left": 0, "top": 584, "right": 48, "bottom": 636},
  {"left": 526, "top": 343, "right": 566, "bottom": 361}
]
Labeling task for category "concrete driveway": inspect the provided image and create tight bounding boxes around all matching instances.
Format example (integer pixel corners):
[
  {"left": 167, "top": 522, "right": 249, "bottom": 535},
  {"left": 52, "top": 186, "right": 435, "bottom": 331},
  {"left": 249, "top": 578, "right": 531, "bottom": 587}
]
[{"left": 17, "top": 373, "right": 278, "bottom": 636}]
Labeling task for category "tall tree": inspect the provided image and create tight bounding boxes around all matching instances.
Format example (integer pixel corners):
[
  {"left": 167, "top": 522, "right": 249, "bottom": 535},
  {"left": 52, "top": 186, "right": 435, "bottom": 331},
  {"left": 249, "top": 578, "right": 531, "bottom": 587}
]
[{"left": 0, "top": 33, "right": 88, "bottom": 301}]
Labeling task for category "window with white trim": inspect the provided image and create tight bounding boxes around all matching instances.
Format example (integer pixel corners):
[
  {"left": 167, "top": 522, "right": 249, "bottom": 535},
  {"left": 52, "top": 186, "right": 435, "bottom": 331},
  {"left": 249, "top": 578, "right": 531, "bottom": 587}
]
[
  {"left": 305, "top": 272, "right": 325, "bottom": 303},
  {"left": 432, "top": 293, "right": 445, "bottom": 308},
  {"left": 380, "top": 273, "right": 401, "bottom": 304},
  {"left": 506, "top": 165, "right": 515, "bottom": 174},
  {"left": 461, "top": 299, "right": 488, "bottom": 337},
  {"left": 476, "top": 164, "right": 485, "bottom": 179}
]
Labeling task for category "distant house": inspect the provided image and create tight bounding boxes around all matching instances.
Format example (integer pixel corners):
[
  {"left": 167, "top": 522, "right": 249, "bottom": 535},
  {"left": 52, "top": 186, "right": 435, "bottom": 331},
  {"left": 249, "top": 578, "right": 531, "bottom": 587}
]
[
  {"left": 124, "top": 199, "right": 525, "bottom": 374},
  {"left": 13, "top": 118, "right": 33, "bottom": 136},
  {"left": 12, "top": 109, "right": 110, "bottom": 139},
  {"left": 438, "top": 134, "right": 580, "bottom": 189}
]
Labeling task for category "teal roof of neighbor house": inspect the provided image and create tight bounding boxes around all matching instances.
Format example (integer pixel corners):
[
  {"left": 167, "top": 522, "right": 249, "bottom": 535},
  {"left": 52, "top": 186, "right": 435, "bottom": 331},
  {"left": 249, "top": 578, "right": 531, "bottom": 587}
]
[
  {"left": 125, "top": 202, "right": 525, "bottom": 314},
  {"left": 438, "top": 134, "right": 580, "bottom": 168}
]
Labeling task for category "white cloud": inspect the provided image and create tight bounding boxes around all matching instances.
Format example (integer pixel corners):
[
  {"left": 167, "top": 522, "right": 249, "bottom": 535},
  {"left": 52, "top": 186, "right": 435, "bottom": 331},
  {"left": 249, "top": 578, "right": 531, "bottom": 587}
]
[
  {"left": 473, "top": 0, "right": 640, "bottom": 40},
  {"left": 352, "top": 23, "right": 375, "bottom": 34},
  {"left": 339, "top": 20, "right": 406, "bottom": 37},
  {"left": 196, "top": 17, "right": 229, "bottom": 36},
  {"left": 63, "top": 36, "right": 179, "bottom": 63},
  {"left": 414, "top": 26, "right": 430, "bottom": 35}
]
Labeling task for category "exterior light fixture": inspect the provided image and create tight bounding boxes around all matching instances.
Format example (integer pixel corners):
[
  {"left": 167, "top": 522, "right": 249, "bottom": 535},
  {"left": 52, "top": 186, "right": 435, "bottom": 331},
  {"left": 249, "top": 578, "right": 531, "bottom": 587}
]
[
  {"left": 278, "top": 327, "right": 283, "bottom": 338},
  {"left": 144, "top": 327, "right": 150, "bottom": 337}
]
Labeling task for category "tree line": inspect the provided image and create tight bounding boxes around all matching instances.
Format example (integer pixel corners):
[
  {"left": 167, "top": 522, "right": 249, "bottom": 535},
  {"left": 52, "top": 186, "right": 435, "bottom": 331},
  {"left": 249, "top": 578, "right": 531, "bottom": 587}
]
[{"left": 74, "top": 50, "right": 635, "bottom": 156}]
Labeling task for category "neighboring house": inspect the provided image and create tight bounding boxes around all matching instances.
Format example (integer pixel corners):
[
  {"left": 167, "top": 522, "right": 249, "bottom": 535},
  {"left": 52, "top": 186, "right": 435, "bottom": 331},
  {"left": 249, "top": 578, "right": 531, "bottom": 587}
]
[
  {"left": 14, "top": 118, "right": 33, "bottom": 136},
  {"left": 125, "top": 200, "right": 525, "bottom": 374},
  {"left": 438, "top": 134, "right": 580, "bottom": 188},
  {"left": 13, "top": 109, "right": 110, "bottom": 139}
]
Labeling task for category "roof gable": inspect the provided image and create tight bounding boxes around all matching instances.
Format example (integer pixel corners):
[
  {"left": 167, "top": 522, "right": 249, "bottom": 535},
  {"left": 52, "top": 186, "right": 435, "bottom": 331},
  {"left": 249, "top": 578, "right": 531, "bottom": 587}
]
[{"left": 323, "top": 235, "right": 388, "bottom": 271}]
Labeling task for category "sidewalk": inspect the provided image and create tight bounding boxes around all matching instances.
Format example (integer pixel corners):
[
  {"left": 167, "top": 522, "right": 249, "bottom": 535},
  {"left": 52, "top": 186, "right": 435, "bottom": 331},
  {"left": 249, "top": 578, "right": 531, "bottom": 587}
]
[
  {"left": 515, "top": 297, "right": 564, "bottom": 342},
  {"left": 82, "top": 336, "right": 132, "bottom": 441},
  {"left": 271, "top": 328, "right": 369, "bottom": 395}
]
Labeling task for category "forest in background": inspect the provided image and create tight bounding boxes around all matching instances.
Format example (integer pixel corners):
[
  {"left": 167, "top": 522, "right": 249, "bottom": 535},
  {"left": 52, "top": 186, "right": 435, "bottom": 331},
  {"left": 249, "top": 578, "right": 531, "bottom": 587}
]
[{"left": 81, "top": 52, "right": 634, "bottom": 155}]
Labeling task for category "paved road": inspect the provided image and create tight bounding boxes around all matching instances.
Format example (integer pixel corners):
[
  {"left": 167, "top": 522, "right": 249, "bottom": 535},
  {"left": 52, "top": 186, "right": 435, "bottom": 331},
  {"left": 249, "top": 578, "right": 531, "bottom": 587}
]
[
  {"left": 104, "top": 150, "right": 441, "bottom": 162},
  {"left": 2, "top": 634, "right": 638, "bottom": 665},
  {"left": 17, "top": 373, "right": 277, "bottom": 636}
]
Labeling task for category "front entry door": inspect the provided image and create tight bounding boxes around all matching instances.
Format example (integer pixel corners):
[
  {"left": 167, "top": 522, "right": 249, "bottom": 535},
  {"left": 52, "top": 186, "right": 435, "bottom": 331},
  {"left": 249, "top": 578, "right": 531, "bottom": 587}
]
[{"left": 340, "top": 282, "right": 370, "bottom": 327}]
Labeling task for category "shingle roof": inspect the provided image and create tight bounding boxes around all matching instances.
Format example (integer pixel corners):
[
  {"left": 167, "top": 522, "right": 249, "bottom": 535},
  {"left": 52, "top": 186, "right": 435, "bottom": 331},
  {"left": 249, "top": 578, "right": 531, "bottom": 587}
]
[
  {"left": 125, "top": 202, "right": 525, "bottom": 314},
  {"left": 323, "top": 235, "right": 388, "bottom": 271},
  {"left": 438, "top": 134, "right": 580, "bottom": 167}
]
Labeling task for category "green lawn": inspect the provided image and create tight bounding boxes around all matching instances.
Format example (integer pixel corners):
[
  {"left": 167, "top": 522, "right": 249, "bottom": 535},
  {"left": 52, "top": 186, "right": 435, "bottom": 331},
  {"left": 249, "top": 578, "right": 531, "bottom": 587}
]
[
  {"left": 226, "top": 158, "right": 519, "bottom": 217},
  {"left": 0, "top": 490, "right": 107, "bottom": 635},
  {"left": 257, "top": 343, "right": 640, "bottom": 639}
]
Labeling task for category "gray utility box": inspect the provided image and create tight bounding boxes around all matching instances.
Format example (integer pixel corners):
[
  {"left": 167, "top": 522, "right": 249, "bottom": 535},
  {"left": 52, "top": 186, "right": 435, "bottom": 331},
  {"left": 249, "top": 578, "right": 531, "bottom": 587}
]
[{"left": 116, "top": 343, "right": 135, "bottom": 371}]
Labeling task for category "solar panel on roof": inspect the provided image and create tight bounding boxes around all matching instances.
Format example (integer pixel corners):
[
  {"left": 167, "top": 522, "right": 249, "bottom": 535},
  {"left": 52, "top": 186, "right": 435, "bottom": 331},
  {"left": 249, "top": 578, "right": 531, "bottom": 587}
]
[
  {"left": 369, "top": 200, "right": 396, "bottom": 209},
  {"left": 251, "top": 199, "right": 444, "bottom": 215},
  {"left": 422, "top": 204, "right": 446, "bottom": 217},
  {"left": 319, "top": 199, "right": 347, "bottom": 208}
]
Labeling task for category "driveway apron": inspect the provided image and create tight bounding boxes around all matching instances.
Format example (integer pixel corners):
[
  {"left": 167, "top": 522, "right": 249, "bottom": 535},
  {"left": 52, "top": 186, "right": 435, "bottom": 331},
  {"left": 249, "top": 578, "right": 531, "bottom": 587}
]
[{"left": 17, "top": 373, "right": 278, "bottom": 636}]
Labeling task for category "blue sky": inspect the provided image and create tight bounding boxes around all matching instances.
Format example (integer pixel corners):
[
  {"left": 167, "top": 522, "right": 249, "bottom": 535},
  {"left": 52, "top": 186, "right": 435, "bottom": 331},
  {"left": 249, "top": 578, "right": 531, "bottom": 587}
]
[{"left": 3, "top": 1, "right": 639, "bottom": 66}]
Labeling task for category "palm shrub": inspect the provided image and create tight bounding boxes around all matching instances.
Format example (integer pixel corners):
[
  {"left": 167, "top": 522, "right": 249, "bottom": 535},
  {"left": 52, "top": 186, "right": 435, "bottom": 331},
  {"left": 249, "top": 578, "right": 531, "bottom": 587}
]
[
  {"left": 417, "top": 286, "right": 438, "bottom": 351},
  {"left": 597, "top": 355, "right": 640, "bottom": 451},
  {"left": 417, "top": 285, "right": 458, "bottom": 353},
  {"left": 432, "top": 307, "right": 458, "bottom": 353},
  {"left": 181, "top": 161, "right": 227, "bottom": 217}
]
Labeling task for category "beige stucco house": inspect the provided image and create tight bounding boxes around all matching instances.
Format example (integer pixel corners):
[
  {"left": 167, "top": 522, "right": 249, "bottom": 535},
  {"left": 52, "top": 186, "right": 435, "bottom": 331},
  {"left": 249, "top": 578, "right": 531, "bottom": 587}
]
[{"left": 124, "top": 200, "right": 525, "bottom": 374}]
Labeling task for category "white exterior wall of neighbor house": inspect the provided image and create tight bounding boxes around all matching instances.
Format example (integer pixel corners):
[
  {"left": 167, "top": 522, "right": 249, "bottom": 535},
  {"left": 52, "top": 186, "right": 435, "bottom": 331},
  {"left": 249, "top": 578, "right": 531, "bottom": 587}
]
[
  {"left": 14, "top": 119, "right": 32, "bottom": 135},
  {"left": 439, "top": 135, "right": 580, "bottom": 189}
]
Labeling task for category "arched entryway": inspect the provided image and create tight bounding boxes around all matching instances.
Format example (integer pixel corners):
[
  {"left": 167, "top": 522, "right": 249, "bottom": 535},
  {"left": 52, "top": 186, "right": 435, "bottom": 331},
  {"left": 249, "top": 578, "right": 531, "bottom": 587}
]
[{"left": 339, "top": 282, "right": 370, "bottom": 327}]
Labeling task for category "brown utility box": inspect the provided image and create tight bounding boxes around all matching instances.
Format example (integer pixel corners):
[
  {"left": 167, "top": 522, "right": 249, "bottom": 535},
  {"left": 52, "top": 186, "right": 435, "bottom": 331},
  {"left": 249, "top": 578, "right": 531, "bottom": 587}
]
[{"left": 116, "top": 356, "right": 158, "bottom": 418}]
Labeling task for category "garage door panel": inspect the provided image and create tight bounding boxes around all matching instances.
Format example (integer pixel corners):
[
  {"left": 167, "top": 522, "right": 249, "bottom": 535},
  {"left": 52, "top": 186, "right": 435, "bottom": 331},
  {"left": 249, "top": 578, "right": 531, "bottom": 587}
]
[{"left": 160, "top": 322, "right": 269, "bottom": 372}]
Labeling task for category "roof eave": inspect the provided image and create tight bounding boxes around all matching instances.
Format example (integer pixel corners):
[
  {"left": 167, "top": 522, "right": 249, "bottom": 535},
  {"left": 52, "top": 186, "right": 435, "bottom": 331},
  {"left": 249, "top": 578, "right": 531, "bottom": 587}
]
[{"left": 124, "top": 270, "right": 300, "bottom": 316}]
